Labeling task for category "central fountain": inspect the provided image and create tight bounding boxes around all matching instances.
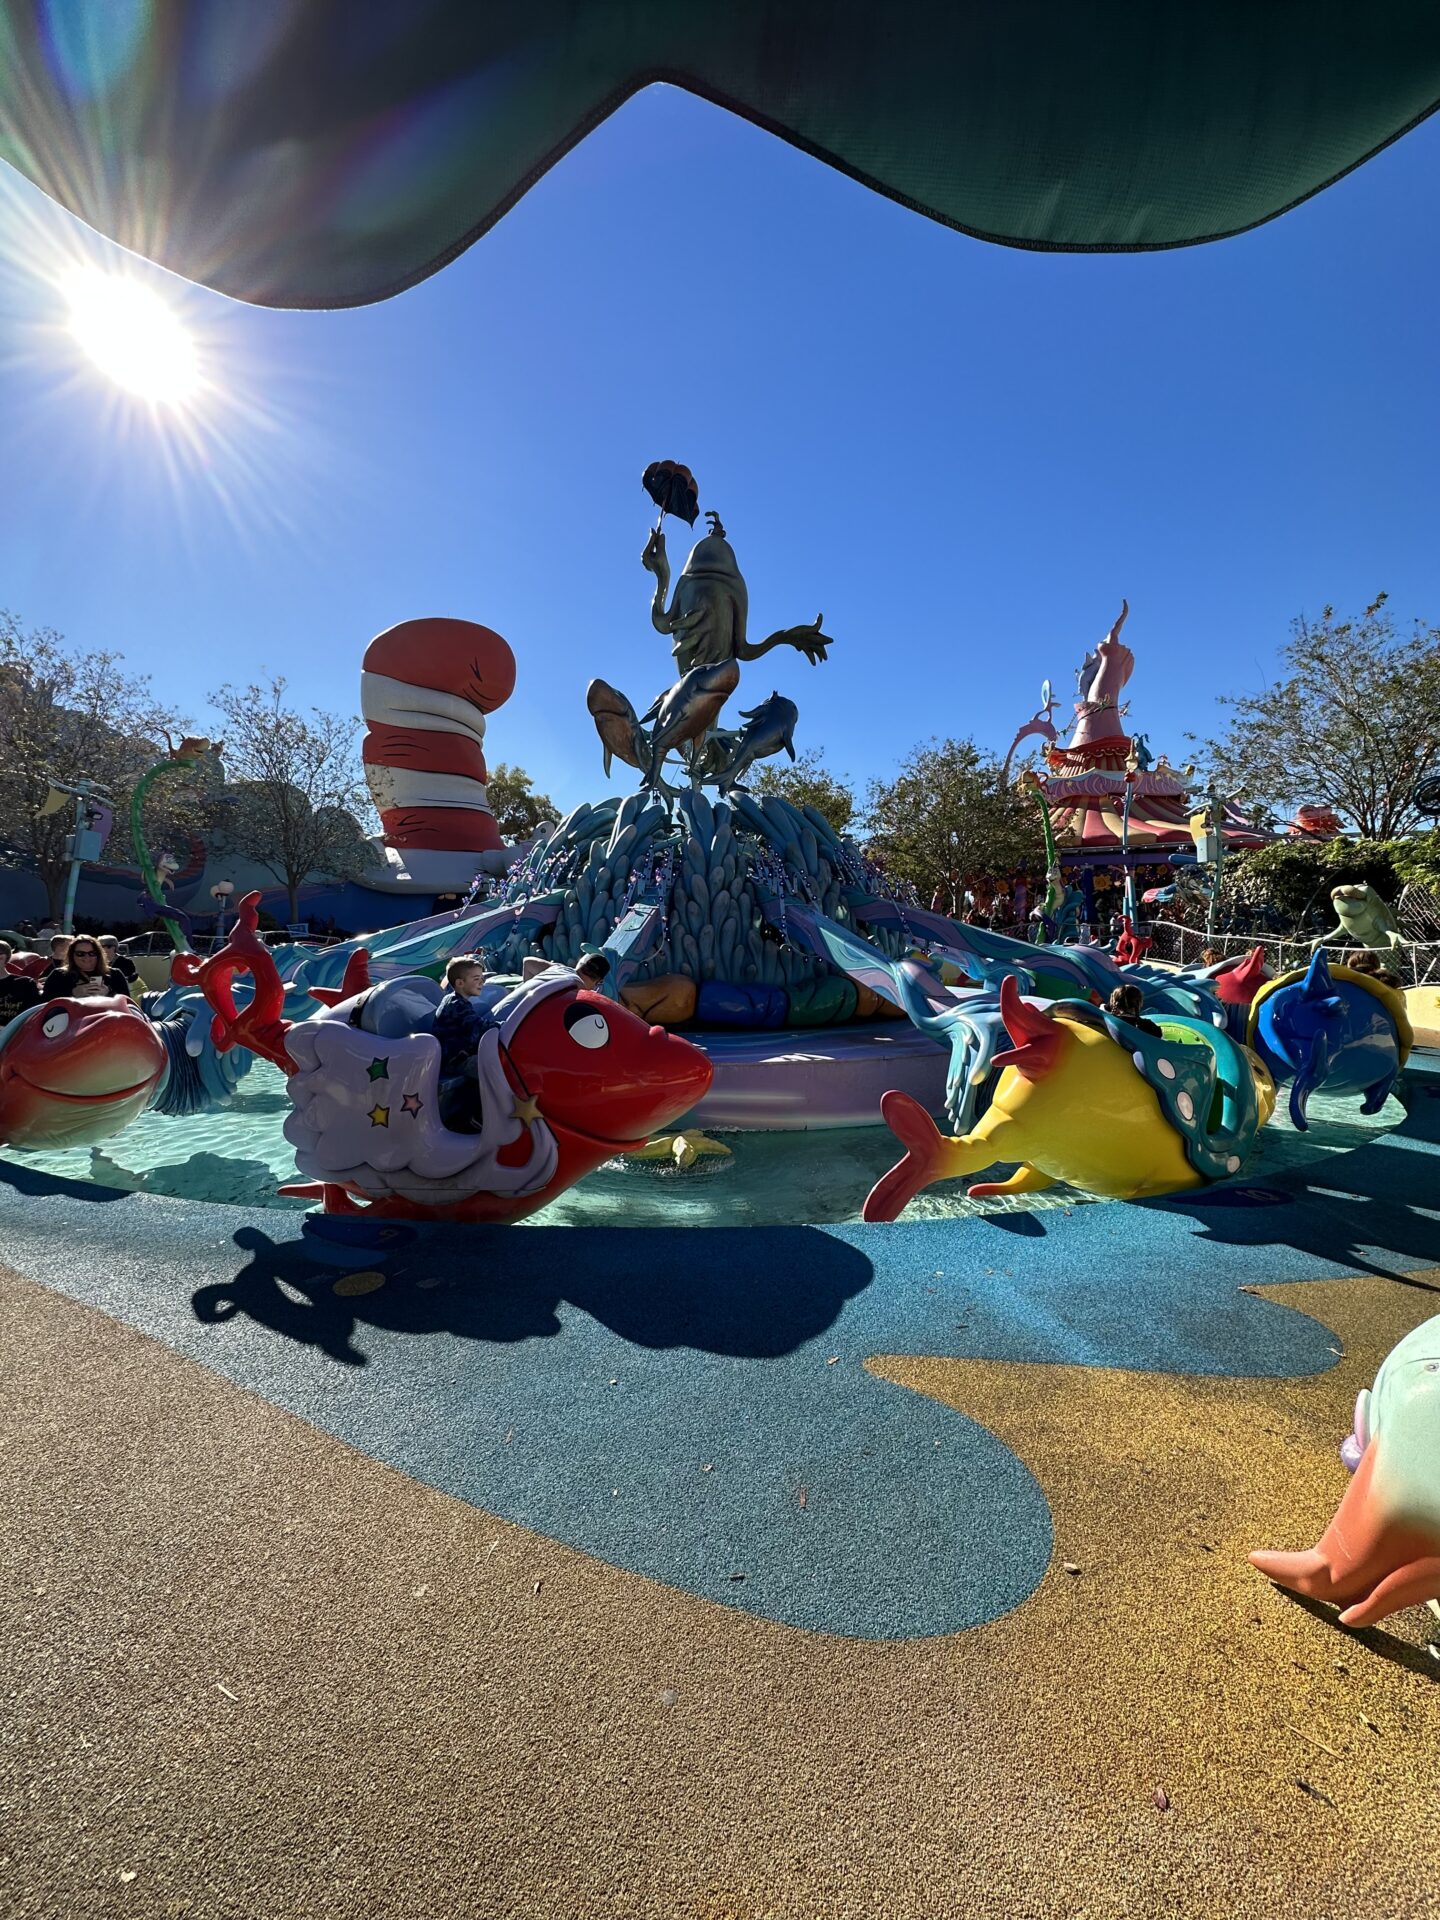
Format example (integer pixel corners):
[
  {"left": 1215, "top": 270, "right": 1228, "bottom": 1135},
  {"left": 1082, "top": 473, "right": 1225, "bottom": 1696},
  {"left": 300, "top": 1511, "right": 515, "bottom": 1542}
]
[{"left": 456, "top": 465, "right": 954, "bottom": 1127}]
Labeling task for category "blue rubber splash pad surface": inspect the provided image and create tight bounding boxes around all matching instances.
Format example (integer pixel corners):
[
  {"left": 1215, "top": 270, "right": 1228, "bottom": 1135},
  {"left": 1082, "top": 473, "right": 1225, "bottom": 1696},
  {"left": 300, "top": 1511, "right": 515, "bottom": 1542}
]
[
  {"left": 2, "top": 1063, "right": 1437, "bottom": 1641},
  {"left": 0, "top": 1061, "right": 1408, "bottom": 1227}
]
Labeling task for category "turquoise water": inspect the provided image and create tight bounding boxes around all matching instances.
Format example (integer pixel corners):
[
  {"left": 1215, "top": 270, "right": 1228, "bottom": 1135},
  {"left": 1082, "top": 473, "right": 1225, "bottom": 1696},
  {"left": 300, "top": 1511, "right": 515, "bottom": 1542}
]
[{"left": 0, "top": 1060, "right": 1406, "bottom": 1227}]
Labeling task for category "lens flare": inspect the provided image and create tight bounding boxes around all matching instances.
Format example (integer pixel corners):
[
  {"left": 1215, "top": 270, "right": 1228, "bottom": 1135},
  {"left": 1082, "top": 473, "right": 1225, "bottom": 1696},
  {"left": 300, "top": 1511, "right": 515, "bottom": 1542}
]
[{"left": 63, "top": 267, "right": 199, "bottom": 404}]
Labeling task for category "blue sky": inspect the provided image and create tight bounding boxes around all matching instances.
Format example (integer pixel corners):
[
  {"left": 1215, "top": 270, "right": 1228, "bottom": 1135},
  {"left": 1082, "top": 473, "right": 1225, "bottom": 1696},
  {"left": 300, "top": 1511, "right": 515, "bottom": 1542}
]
[{"left": 2, "top": 84, "right": 1437, "bottom": 816}]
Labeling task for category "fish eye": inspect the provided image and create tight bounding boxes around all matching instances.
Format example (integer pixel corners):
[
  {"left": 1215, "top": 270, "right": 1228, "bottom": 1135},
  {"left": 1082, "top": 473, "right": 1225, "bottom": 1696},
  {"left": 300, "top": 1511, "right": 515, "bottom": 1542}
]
[
  {"left": 563, "top": 1003, "right": 610, "bottom": 1050},
  {"left": 41, "top": 1010, "right": 69, "bottom": 1040}
]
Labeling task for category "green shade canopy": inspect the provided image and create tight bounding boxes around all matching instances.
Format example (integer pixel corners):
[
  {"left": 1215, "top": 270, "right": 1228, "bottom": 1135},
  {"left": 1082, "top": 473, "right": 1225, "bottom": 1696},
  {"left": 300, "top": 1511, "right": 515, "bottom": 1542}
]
[{"left": 2, "top": 1, "right": 1437, "bottom": 308}]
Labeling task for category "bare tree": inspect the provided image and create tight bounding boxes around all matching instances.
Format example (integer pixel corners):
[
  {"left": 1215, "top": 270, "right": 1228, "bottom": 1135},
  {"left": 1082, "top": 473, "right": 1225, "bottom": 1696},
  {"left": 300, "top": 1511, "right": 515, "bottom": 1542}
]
[
  {"left": 0, "top": 611, "right": 182, "bottom": 917},
  {"left": 209, "top": 677, "right": 375, "bottom": 922}
]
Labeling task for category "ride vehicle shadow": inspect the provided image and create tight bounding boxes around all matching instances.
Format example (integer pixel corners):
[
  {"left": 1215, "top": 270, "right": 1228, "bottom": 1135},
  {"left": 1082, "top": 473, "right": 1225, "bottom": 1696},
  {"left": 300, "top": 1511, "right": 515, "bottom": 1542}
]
[{"left": 192, "top": 1222, "right": 877, "bottom": 1368}]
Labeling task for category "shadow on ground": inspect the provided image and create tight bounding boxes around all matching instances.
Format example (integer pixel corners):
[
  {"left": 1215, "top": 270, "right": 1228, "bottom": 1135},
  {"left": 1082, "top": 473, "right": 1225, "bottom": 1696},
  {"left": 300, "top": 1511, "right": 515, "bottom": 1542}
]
[{"left": 193, "top": 1222, "right": 877, "bottom": 1367}]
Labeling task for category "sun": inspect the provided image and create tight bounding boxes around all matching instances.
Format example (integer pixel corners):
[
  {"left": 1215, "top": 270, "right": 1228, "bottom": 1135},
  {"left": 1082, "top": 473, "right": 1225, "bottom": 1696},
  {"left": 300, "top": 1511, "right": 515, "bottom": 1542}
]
[{"left": 62, "top": 266, "right": 200, "bottom": 405}]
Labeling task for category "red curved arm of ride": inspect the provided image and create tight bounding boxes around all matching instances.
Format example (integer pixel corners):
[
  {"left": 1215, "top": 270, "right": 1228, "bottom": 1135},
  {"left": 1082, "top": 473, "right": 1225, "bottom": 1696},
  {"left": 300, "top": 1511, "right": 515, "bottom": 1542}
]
[
  {"left": 174, "top": 889, "right": 294, "bottom": 1072},
  {"left": 1114, "top": 913, "right": 1152, "bottom": 966}
]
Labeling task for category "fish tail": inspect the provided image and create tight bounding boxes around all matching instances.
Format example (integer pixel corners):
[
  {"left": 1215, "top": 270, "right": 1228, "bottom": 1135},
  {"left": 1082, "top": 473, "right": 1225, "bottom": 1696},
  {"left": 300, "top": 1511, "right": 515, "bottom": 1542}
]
[{"left": 863, "top": 1090, "right": 973, "bottom": 1221}]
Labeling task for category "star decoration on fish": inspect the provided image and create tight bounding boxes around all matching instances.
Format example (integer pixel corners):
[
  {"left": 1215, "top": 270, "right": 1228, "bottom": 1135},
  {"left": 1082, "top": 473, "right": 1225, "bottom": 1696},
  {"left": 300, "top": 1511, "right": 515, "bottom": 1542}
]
[
  {"left": 366, "top": 1057, "right": 389, "bottom": 1081},
  {"left": 401, "top": 1093, "right": 422, "bottom": 1117},
  {"left": 513, "top": 1094, "right": 542, "bottom": 1125},
  {"left": 368, "top": 1103, "right": 390, "bottom": 1128}
]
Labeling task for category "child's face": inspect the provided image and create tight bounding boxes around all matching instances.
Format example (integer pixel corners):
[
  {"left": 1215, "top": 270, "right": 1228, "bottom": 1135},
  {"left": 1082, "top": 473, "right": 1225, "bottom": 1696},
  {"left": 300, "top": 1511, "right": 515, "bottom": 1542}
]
[{"left": 455, "top": 966, "right": 485, "bottom": 998}]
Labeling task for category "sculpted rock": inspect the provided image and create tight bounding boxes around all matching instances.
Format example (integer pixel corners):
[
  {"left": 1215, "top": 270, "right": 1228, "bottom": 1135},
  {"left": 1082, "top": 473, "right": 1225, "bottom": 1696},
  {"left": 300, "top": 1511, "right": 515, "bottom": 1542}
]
[{"left": 621, "top": 973, "right": 698, "bottom": 1027}]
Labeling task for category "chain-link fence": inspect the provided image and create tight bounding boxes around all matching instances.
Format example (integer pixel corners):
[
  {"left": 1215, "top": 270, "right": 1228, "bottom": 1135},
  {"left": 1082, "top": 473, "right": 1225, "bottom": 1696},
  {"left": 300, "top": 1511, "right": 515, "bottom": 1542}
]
[{"left": 1145, "top": 919, "right": 1440, "bottom": 986}]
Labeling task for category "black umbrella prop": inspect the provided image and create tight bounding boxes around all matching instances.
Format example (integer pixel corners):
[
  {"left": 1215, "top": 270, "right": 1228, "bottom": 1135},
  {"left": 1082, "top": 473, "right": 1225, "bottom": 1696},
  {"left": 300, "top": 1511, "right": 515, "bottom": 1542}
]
[{"left": 642, "top": 460, "right": 700, "bottom": 530}]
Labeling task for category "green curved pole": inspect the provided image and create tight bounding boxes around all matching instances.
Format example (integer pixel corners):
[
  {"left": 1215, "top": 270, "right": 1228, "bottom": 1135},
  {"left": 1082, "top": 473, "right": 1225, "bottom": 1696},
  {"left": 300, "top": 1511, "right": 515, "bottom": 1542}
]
[
  {"left": 1019, "top": 773, "right": 1063, "bottom": 935},
  {"left": 1035, "top": 787, "right": 1063, "bottom": 922},
  {"left": 1205, "top": 787, "right": 1225, "bottom": 941},
  {"left": 1121, "top": 771, "right": 1137, "bottom": 925},
  {"left": 130, "top": 755, "right": 197, "bottom": 953}
]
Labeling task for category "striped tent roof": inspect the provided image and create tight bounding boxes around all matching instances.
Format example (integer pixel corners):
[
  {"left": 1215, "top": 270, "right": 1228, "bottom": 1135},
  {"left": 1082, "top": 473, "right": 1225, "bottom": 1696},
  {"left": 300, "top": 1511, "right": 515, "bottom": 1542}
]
[{"left": 1042, "top": 741, "right": 1268, "bottom": 855}]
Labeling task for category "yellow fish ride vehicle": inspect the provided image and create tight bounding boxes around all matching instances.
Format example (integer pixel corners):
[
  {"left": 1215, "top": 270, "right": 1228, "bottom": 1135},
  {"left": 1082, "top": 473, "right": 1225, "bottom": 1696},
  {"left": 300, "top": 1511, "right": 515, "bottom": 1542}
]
[{"left": 864, "top": 975, "right": 1276, "bottom": 1217}]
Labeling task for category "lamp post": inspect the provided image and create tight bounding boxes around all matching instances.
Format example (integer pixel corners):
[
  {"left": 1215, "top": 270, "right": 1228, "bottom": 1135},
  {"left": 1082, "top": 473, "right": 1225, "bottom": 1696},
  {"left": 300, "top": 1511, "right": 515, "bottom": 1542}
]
[
  {"left": 47, "top": 776, "right": 113, "bottom": 934},
  {"left": 210, "top": 880, "right": 235, "bottom": 941}
]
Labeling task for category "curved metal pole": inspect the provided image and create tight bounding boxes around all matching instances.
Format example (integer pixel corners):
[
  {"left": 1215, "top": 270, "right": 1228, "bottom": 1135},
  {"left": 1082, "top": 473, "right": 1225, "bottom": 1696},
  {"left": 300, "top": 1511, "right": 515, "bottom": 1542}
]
[
  {"left": 1018, "top": 772, "right": 1063, "bottom": 937},
  {"left": 1205, "top": 786, "right": 1225, "bottom": 941},
  {"left": 130, "top": 755, "right": 197, "bottom": 952}
]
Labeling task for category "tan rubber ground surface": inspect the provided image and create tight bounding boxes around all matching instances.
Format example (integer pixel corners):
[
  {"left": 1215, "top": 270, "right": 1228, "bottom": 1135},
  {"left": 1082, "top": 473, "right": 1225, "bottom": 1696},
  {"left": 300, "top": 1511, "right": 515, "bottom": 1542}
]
[{"left": 3, "top": 1261, "right": 1438, "bottom": 1920}]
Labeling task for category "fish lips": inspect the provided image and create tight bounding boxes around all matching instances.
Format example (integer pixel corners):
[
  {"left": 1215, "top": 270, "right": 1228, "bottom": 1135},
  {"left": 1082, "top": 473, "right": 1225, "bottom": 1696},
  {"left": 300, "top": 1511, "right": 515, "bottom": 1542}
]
[{"left": 4, "top": 1000, "right": 167, "bottom": 1103}]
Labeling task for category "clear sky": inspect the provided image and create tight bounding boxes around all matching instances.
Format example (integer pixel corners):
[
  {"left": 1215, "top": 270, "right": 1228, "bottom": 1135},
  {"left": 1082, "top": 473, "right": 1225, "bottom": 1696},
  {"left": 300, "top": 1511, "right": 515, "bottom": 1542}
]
[{"left": 2, "top": 84, "right": 1437, "bottom": 817}]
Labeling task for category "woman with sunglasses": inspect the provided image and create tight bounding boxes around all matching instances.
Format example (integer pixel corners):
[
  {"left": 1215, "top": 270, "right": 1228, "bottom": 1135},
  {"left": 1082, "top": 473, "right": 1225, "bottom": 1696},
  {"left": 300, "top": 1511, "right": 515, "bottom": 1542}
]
[{"left": 41, "top": 937, "right": 132, "bottom": 1002}]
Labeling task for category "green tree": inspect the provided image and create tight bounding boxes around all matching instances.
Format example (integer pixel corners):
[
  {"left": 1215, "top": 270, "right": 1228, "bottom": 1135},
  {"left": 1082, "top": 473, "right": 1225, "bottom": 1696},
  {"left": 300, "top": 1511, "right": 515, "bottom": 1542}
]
[
  {"left": 485, "top": 762, "right": 559, "bottom": 841},
  {"left": 209, "top": 677, "right": 375, "bottom": 922},
  {"left": 1198, "top": 594, "right": 1440, "bottom": 839},
  {"left": 1392, "top": 828, "right": 1440, "bottom": 895},
  {"left": 1222, "top": 838, "right": 1404, "bottom": 928},
  {"left": 752, "top": 747, "right": 856, "bottom": 832},
  {"left": 864, "top": 737, "right": 1043, "bottom": 915},
  {"left": 0, "top": 611, "right": 182, "bottom": 917}
]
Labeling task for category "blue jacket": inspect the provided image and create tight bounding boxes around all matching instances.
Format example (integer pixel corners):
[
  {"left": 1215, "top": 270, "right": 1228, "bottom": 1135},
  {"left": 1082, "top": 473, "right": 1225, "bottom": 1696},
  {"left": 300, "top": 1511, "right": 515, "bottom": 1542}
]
[{"left": 433, "top": 989, "right": 498, "bottom": 1069}]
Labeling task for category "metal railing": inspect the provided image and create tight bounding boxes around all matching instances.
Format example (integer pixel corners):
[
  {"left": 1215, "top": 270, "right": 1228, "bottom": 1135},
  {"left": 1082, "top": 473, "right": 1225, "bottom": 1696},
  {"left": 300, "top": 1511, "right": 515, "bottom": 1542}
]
[{"left": 1144, "top": 919, "right": 1440, "bottom": 987}]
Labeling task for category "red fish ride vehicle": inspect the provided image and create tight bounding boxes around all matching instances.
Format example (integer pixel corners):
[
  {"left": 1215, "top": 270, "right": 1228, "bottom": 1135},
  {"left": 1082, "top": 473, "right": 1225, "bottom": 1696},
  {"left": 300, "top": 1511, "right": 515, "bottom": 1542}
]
[
  {"left": 195, "top": 893, "right": 714, "bottom": 1223},
  {"left": 0, "top": 996, "right": 168, "bottom": 1150}
]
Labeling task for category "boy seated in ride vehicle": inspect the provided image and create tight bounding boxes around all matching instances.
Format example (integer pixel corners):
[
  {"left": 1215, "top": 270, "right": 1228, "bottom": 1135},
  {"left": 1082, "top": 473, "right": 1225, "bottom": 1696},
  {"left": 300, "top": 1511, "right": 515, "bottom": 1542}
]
[{"left": 434, "top": 954, "right": 498, "bottom": 1130}]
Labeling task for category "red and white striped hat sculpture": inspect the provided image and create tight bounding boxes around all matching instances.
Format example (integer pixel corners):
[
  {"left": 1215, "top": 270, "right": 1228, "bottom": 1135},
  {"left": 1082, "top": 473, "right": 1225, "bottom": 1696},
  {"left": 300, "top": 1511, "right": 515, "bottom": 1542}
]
[{"left": 361, "top": 617, "right": 518, "bottom": 891}]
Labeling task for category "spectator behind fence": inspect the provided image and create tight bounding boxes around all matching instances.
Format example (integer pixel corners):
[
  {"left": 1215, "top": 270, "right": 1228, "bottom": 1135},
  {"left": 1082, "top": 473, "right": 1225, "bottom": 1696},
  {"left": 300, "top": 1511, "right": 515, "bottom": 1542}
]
[
  {"left": 1345, "top": 949, "right": 1404, "bottom": 991},
  {"left": 0, "top": 940, "right": 41, "bottom": 1022},
  {"left": 41, "top": 937, "right": 131, "bottom": 1002},
  {"left": 97, "top": 934, "right": 138, "bottom": 986}
]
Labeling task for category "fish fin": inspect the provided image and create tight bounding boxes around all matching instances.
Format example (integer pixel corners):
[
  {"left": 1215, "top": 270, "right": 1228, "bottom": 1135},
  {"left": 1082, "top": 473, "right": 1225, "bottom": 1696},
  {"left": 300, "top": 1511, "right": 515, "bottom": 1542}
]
[
  {"left": 967, "top": 1165, "right": 1056, "bottom": 1199},
  {"left": 990, "top": 974, "right": 1063, "bottom": 1078},
  {"left": 1360, "top": 1068, "right": 1397, "bottom": 1116},
  {"left": 1247, "top": 1546, "right": 1332, "bottom": 1595},
  {"left": 1287, "top": 1028, "right": 1331, "bottom": 1130},
  {"left": 603, "top": 746, "right": 613, "bottom": 777},
  {"left": 1249, "top": 1444, "right": 1440, "bottom": 1626},
  {"left": 1338, "top": 1557, "right": 1440, "bottom": 1629},
  {"left": 863, "top": 1090, "right": 948, "bottom": 1221},
  {"left": 784, "top": 737, "right": 797, "bottom": 760},
  {"left": 278, "top": 1167, "right": 332, "bottom": 1198},
  {"left": 308, "top": 949, "right": 371, "bottom": 1007},
  {"left": 1301, "top": 949, "right": 1335, "bottom": 997}
]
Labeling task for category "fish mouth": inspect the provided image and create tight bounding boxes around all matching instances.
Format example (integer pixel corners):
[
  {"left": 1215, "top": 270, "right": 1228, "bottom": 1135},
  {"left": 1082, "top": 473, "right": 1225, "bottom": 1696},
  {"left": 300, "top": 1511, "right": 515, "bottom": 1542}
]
[
  {"left": 11, "top": 1068, "right": 157, "bottom": 1105},
  {"left": 546, "top": 1110, "right": 704, "bottom": 1156},
  {"left": 544, "top": 1113, "right": 654, "bottom": 1154}
]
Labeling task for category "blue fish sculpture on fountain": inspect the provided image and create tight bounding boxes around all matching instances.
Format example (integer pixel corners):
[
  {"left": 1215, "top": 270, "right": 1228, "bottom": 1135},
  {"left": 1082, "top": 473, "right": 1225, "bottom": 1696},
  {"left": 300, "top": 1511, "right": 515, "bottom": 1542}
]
[{"left": 1246, "top": 950, "right": 1412, "bottom": 1130}]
